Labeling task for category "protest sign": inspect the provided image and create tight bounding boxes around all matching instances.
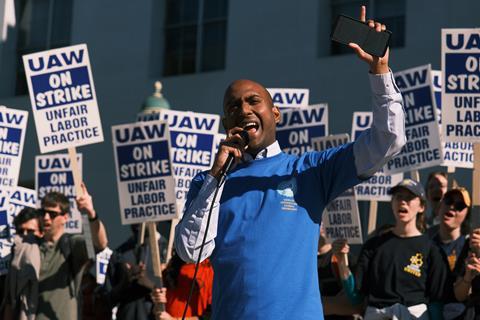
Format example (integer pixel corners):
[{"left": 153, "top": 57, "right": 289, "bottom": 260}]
[
  {"left": 138, "top": 111, "right": 220, "bottom": 261},
  {"left": 23, "top": 44, "right": 104, "bottom": 153},
  {"left": 96, "top": 247, "right": 113, "bottom": 285},
  {"left": 385, "top": 65, "right": 443, "bottom": 174},
  {"left": 214, "top": 133, "right": 226, "bottom": 156},
  {"left": 0, "top": 239, "right": 13, "bottom": 275},
  {"left": 432, "top": 70, "right": 474, "bottom": 168},
  {"left": 0, "top": 107, "right": 28, "bottom": 193},
  {"left": 153, "top": 110, "right": 219, "bottom": 215},
  {"left": 7, "top": 187, "right": 36, "bottom": 237},
  {"left": 267, "top": 88, "right": 309, "bottom": 108},
  {"left": 322, "top": 188, "right": 362, "bottom": 244},
  {"left": 0, "top": 192, "right": 11, "bottom": 274},
  {"left": 112, "top": 121, "right": 177, "bottom": 225},
  {"left": 311, "top": 133, "right": 349, "bottom": 151},
  {"left": 0, "top": 192, "right": 9, "bottom": 239},
  {"left": 277, "top": 104, "right": 328, "bottom": 155},
  {"left": 36, "top": 153, "right": 83, "bottom": 233},
  {"left": 351, "top": 112, "right": 403, "bottom": 201},
  {"left": 312, "top": 135, "right": 362, "bottom": 244},
  {"left": 432, "top": 70, "right": 443, "bottom": 112},
  {"left": 442, "top": 29, "right": 480, "bottom": 142},
  {"left": 137, "top": 112, "right": 161, "bottom": 122}
]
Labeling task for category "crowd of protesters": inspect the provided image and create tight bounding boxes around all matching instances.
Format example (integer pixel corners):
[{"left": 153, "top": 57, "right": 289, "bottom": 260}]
[
  {"left": 0, "top": 6, "right": 478, "bottom": 319},
  {"left": 323, "top": 173, "right": 480, "bottom": 320},
  {"left": 0, "top": 172, "right": 478, "bottom": 320},
  {"left": 0, "top": 185, "right": 214, "bottom": 320}
]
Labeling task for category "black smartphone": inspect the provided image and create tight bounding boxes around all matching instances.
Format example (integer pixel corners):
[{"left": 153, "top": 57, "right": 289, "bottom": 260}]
[{"left": 331, "top": 14, "right": 391, "bottom": 57}]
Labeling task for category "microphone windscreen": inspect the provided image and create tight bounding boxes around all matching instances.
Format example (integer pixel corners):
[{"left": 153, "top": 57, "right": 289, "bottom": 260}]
[{"left": 239, "top": 130, "right": 250, "bottom": 145}]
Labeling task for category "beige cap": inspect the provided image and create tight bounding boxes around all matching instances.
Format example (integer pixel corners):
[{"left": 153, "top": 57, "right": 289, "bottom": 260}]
[{"left": 444, "top": 187, "right": 471, "bottom": 207}]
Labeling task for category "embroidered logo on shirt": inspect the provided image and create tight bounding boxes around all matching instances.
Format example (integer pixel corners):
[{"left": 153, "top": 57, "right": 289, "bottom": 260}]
[
  {"left": 404, "top": 253, "right": 423, "bottom": 278},
  {"left": 277, "top": 178, "right": 298, "bottom": 211}
]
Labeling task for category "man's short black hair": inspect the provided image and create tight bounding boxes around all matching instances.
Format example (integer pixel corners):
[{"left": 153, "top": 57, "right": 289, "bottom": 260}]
[
  {"left": 13, "top": 207, "right": 44, "bottom": 232},
  {"left": 41, "top": 191, "right": 70, "bottom": 213}
]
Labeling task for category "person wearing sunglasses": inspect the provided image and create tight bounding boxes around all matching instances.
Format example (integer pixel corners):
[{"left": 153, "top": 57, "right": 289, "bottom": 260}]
[
  {"left": 3, "top": 183, "right": 108, "bottom": 320},
  {"left": 432, "top": 187, "right": 480, "bottom": 319},
  {"left": 34, "top": 184, "right": 108, "bottom": 320}
]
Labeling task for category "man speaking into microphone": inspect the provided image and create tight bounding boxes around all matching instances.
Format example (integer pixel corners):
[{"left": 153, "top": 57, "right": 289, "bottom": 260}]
[{"left": 175, "top": 7, "right": 406, "bottom": 320}]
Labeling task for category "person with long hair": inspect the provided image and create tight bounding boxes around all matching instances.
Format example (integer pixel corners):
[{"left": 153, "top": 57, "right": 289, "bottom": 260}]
[{"left": 333, "top": 179, "right": 447, "bottom": 319}]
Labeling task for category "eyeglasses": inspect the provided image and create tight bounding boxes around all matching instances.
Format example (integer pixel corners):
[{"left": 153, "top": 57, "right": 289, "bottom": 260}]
[
  {"left": 39, "top": 208, "right": 67, "bottom": 219},
  {"left": 443, "top": 196, "right": 467, "bottom": 212}
]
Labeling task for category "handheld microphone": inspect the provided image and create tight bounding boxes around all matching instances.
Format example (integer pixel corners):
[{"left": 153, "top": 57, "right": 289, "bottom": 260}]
[{"left": 218, "top": 130, "right": 249, "bottom": 185}]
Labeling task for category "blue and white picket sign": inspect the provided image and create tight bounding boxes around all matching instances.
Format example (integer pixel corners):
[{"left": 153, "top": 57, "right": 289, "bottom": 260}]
[
  {"left": 432, "top": 70, "right": 443, "bottom": 114},
  {"left": 385, "top": 65, "right": 443, "bottom": 174},
  {"left": 112, "top": 121, "right": 177, "bottom": 225},
  {"left": 432, "top": 70, "right": 474, "bottom": 168},
  {"left": 0, "top": 238, "right": 13, "bottom": 275},
  {"left": 23, "top": 44, "right": 104, "bottom": 153},
  {"left": 322, "top": 188, "right": 363, "bottom": 244},
  {"left": 0, "top": 193, "right": 12, "bottom": 275},
  {"left": 213, "top": 133, "right": 226, "bottom": 156},
  {"left": 7, "top": 187, "right": 37, "bottom": 238},
  {"left": 0, "top": 188, "right": 36, "bottom": 275},
  {"left": 351, "top": 112, "right": 403, "bottom": 201},
  {"left": 137, "top": 112, "right": 160, "bottom": 122},
  {"left": 276, "top": 104, "right": 328, "bottom": 155},
  {"left": 312, "top": 135, "right": 362, "bottom": 244},
  {"left": 442, "top": 29, "right": 480, "bottom": 142},
  {"left": 35, "top": 153, "right": 83, "bottom": 234},
  {"left": 96, "top": 247, "right": 113, "bottom": 285},
  {"left": 266, "top": 88, "right": 310, "bottom": 108},
  {"left": 0, "top": 193, "right": 10, "bottom": 239},
  {"left": 138, "top": 110, "right": 219, "bottom": 216},
  {"left": 0, "top": 107, "right": 28, "bottom": 193},
  {"left": 311, "top": 133, "right": 349, "bottom": 151}
]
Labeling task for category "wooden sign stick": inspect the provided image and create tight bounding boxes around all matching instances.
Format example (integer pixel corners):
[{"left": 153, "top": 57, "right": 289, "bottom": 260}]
[
  {"left": 148, "top": 221, "right": 165, "bottom": 313},
  {"left": 367, "top": 200, "right": 378, "bottom": 235},
  {"left": 447, "top": 166, "right": 456, "bottom": 189},
  {"left": 67, "top": 146, "right": 95, "bottom": 260},
  {"left": 166, "top": 218, "right": 179, "bottom": 262}
]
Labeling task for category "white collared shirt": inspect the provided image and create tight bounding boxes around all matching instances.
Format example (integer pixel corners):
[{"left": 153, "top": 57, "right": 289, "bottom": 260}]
[{"left": 242, "top": 140, "right": 282, "bottom": 162}]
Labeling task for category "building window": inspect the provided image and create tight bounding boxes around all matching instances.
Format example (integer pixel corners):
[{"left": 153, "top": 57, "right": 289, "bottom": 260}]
[
  {"left": 163, "top": 0, "right": 228, "bottom": 76},
  {"left": 330, "top": 0, "right": 405, "bottom": 56},
  {"left": 15, "top": 0, "right": 73, "bottom": 95}
]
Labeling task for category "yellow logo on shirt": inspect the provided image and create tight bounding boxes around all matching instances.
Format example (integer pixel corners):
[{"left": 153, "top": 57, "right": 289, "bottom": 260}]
[
  {"left": 447, "top": 250, "right": 457, "bottom": 271},
  {"left": 404, "top": 253, "right": 423, "bottom": 278}
]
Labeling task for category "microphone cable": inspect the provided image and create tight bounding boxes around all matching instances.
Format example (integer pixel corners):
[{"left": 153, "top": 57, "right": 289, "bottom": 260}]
[
  {"left": 181, "top": 131, "right": 248, "bottom": 320},
  {"left": 181, "top": 176, "right": 223, "bottom": 320}
]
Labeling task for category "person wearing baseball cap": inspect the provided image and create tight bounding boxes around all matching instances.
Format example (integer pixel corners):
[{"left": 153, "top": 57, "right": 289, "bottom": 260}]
[
  {"left": 388, "top": 178, "right": 427, "bottom": 233},
  {"left": 431, "top": 186, "right": 480, "bottom": 318},
  {"left": 332, "top": 179, "right": 447, "bottom": 319}
]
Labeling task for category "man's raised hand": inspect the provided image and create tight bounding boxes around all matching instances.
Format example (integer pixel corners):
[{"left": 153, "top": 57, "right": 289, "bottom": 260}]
[{"left": 349, "top": 6, "right": 390, "bottom": 74}]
